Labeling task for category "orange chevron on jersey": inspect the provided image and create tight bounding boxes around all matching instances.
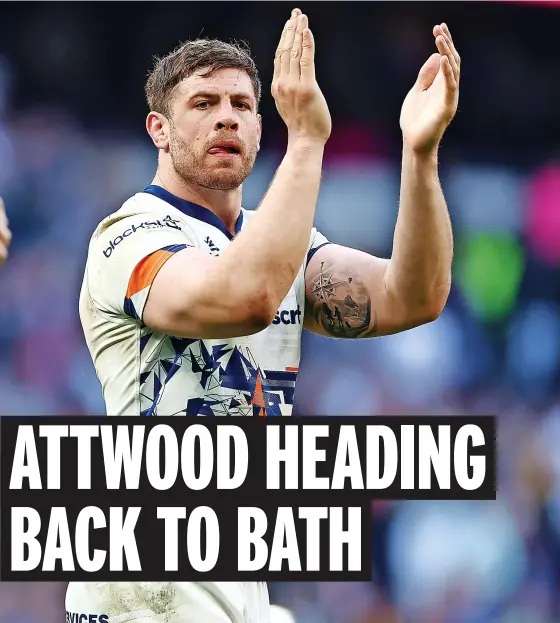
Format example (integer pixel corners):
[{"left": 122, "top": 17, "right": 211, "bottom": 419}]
[{"left": 127, "top": 244, "right": 188, "bottom": 298}]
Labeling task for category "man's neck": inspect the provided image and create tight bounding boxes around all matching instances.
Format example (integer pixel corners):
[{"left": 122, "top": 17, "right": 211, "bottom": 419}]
[{"left": 152, "top": 170, "right": 242, "bottom": 236}]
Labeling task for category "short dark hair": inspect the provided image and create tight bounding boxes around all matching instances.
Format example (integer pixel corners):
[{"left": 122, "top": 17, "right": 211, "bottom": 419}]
[{"left": 145, "top": 38, "right": 262, "bottom": 116}]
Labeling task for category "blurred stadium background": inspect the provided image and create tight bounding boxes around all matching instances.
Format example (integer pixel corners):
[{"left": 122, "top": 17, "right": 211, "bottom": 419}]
[{"left": 0, "top": 0, "right": 559, "bottom": 621}]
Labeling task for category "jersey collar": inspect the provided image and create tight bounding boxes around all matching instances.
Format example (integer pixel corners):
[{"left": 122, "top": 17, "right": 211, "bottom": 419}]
[{"left": 142, "top": 184, "right": 243, "bottom": 240}]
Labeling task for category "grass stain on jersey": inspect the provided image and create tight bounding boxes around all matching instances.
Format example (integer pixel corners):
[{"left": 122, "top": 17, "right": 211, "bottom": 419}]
[{"left": 94, "top": 583, "right": 177, "bottom": 621}]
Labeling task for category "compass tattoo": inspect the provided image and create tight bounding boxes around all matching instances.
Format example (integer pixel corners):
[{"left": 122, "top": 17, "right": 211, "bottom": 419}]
[{"left": 307, "top": 260, "right": 377, "bottom": 338}]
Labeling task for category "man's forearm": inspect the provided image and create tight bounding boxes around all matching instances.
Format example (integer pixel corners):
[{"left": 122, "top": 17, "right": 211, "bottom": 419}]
[
  {"left": 384, "top": 142, "right": 453, "bottom": 320},
  {"left": 220, "top": 139, "right": 325, "bottom": 309}
]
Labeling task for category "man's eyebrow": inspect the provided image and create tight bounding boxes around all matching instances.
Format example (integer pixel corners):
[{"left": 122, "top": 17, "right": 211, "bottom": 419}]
[
  {"left": 230, "top": 91, "right": 254, "bottom": 101},
  {"left": 187, "top": 90, "right": 254, "bottom": 101},
  {"left": 187, "top": 90, "right": 219, "bottom": 100}
]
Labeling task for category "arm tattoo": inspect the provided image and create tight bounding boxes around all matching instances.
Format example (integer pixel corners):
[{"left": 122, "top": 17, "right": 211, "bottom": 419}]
[{"left": 308, "top": 261, "right": 378, "bottom": 338}]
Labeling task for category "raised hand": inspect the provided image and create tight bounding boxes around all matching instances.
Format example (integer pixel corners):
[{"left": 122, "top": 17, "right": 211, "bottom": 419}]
[
  {"left": 0, "top": 197, "right": 11, "bottom": 266},
  {"left": 271, "top": 8, "right": 332, "bottom": 144},
  {"left": 400, "top": 23, "right": 460, "bottom": 155}
]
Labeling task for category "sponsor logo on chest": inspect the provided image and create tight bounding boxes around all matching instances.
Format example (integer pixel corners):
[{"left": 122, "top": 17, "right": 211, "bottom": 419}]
[
  {"left": 103, "top": 215, "right": 182, "bottom": 258},
  {"left": 273, "top": 304, "right": 302, "bottom": 325}
]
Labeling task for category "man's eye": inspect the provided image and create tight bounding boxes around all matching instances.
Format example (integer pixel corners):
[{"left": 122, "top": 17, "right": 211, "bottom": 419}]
[
  {"left": 235, "top": 103, "right": 250, "bottom": 110},
  {"left": 195, "top": 102, "right": 209, "bottom": 109}
]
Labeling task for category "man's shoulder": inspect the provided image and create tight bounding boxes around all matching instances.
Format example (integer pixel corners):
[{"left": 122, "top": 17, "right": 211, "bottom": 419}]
[
  {"left": 86, "top": 192, "right": 197, "bottom": 255},
  {"left": 80, "top": 191, "right": 196, "bottom": 317},
  {"left": 92, "top": 192, "right": 167, "bottom": 239}
]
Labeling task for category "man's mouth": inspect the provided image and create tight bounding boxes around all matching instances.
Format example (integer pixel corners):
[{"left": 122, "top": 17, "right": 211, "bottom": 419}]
[{"left": 208, "top": 143, "right": 241, "bottom": 156}]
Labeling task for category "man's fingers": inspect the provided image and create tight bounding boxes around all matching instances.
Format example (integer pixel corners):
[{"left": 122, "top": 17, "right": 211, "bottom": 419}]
[
  {"left": 273, "top": 20, "right": 290, "bottom": 82},
  {"left": 275, "top": 10, "right": 300, "bottom": 59},
  {"left": 299, "top": 27, "right": 315, "bottom": 80},
  {"left": 434, "top": 24, "right": 460, "bottom": 80},
  {"left": 441, "top": 55, "right": 458, "bottom": 103},
  {"left": 435, "top": 34, "right": 459, "bottom": 84},
  {"left": 289, "top": 14, "right": 308, "bottom": 78},
  {"left": 442, "top": 23, "right": 461, "bottom": 82},
  {"left": 274, "top": 10, "right": 300, "bottom": 81},
  {"left": 280, "top": 10, "right": 300, "bottom": 75},
  {"left": 441, "top": 23, "right": 456, "bottom": 50}
]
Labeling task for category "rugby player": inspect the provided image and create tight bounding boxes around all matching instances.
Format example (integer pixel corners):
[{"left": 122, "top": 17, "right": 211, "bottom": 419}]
[{"left": 72, "top": 8, "right": 460, "bottom": 623}]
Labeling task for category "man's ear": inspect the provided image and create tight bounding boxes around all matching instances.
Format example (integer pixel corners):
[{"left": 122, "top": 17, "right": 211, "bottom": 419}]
[
  {"left": 256, "top": 113, "right": 263, "bottom": 152},
  {"left": 146, "top": 112, "right": 170, "bottom": 151}
]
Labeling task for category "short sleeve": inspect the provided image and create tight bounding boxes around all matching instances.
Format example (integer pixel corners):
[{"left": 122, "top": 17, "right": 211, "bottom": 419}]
[
  {"left": 306, "top": 227, "right": 331, "bottom": 267},
  {"left": 86, "top": 212, "right": 195, "bottom": 322}
]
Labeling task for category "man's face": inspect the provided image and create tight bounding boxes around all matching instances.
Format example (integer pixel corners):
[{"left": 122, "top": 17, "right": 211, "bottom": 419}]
[{"left": 166, "top": 68, "right": 261, "bottom": 191}]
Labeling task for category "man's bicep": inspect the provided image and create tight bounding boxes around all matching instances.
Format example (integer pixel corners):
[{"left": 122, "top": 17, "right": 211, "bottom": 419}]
[
  {"left": 144, "top": 248, "right": 272, "bottom": 339},
  {"left": 142, "top": 247, "right": 219, "bottom": 335},
  {"left": 303, "top": 243, "right": 398, "bottom": 339}
]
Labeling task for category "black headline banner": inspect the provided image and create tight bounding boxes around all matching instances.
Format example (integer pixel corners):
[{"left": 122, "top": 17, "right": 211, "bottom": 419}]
[{"left": 0, "top": 416, "right": 496, "bottom": 582}]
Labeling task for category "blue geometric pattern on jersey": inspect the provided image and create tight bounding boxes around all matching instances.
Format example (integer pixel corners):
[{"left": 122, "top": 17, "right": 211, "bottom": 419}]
[
  {"left": 138, "top": 331, "right": 298, "bottom": 416},
  {"left": 139, "top": 332, "right": 151, "bottom": 354},
  {"left": 124, "top": 297, "right": 140, "bottom": 321}
]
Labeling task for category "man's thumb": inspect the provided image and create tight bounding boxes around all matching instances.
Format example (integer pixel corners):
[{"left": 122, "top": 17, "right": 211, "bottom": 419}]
[{"left": 415, "top": 53, "right": 441, "bottom": 91}]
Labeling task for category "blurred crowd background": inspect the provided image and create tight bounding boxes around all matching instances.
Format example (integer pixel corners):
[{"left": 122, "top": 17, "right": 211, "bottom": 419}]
[{"left": 0, "top": 1, "right": 559, "bottom": 622}]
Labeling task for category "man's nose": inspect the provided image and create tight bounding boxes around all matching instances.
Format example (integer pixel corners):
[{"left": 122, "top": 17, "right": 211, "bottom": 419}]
[
  {"left": 214, "top": 104, "right": 239, "bottom": 132},
  {"left": 215, "top": 117, "right": 239, "bottom": 132}
]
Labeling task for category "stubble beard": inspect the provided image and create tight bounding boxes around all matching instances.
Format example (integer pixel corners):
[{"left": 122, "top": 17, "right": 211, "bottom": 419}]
[{"left": 169, "top": 128, "right": 257, "bottom": 191}]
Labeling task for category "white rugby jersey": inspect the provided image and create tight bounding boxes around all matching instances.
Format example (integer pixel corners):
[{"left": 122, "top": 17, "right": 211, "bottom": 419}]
[{"left": 79, "top": 184, "right": 330, "bottom": 416}]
